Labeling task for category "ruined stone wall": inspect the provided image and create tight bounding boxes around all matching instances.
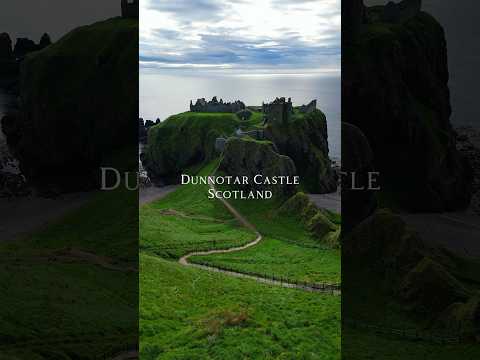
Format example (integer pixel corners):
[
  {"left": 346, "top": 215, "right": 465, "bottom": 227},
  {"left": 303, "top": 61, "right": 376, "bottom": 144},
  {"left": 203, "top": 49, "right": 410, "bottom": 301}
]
[
  {"left": 262, "top": 97, "right": 293, "bottom": 124},
  {"left": 190, "top": 97, "right": 245, "bottom": 113}
]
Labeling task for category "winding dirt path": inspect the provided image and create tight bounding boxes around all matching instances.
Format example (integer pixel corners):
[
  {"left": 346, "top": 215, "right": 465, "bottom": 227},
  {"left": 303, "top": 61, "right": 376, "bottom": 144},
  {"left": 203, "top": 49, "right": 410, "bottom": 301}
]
[{"left": 178, "top": 183, "right": 341, "bottom": 295}]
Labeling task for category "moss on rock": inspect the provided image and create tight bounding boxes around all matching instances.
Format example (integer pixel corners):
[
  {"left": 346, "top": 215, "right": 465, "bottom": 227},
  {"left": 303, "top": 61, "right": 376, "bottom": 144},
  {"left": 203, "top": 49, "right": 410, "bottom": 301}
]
[
  {"left": 400, "top": 257, "right": 470, "bottom": 315},
  {"left": 145, "top": 112, "right": 241, "bottom": 183},
  {"left": 278, "top": 192, "right": 339, "bottom": 247},
  {"left": 264, "top": 109, "right": 337, "bottom": 194},
  {"left": 218, "top": 137, "right": 297, "bottom": 198},
  {"left": 11, "top": 17, "right": 138, "bottom": 190},
  {"left": 344, "top": 10, "right": 473, "bottom": 211}
]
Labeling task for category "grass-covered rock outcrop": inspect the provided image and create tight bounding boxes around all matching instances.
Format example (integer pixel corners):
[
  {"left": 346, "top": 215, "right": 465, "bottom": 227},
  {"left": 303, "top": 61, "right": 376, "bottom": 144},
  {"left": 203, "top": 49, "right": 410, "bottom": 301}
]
[
  {"left": 145, "top": 112, "right": 240, "bottom": 183},
  {"left": 264, "top": 109, "right": 337, "bottom": 193},
  {"left": 8, "top": 17, "right": 138, "bottom": 191},
  {"left": 344, "top": 7, "right": 473, "bottom": 211},
  {"left": 219, "top": 137, "right": 297, "bottom": 198},
  {"left": 343, "top": 209, "right": 480, "bottom": 340},
  {"left": 278, "top": 192, "right": 339, "bottom": 247}
]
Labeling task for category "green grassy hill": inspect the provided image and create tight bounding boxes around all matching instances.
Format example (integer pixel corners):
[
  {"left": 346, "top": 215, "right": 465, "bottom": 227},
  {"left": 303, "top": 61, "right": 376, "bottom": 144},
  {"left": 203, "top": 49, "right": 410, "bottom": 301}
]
[
  {"left": 144, "top": 111, "right": 265, "bottom": 183},
  {"left": 12, "top": 17, "right": 138, "bottom": 190},
  {"left": 139, "top": 161, "right": 341, "bottom": 359},
  {"left": 141, "top": 255, "right": 340, "bottom": 360},
  {"left": 0, "top": 188, "right": 138, "bottom": 359}
]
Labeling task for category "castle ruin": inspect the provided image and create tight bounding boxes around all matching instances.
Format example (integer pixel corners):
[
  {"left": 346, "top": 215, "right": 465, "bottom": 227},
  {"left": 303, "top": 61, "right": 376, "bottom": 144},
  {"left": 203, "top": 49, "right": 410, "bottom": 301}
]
[
  {"left": 298, "top": 99, "right": 317, "bottom": 114},
  {"left": 262, "top": 97, "right": 293, "bottom": 125},
  {"left": 190, "top": 97, "right": 245, "bottom": 113},
  {"left": 121, "top": 0, "right": 139, "bottom": 19}
]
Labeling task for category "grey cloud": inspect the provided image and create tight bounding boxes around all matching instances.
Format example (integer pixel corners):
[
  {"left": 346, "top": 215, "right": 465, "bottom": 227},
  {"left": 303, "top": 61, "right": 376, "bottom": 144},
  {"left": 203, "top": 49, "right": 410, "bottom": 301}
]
[{"left": 148, "top": 0, "right": 226, "bottom": 22}]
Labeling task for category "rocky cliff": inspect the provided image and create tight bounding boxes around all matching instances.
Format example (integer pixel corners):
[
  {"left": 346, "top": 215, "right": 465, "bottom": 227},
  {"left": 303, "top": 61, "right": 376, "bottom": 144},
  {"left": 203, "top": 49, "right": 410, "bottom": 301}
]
[
  {"left": 144, "top": 112, "right": 240, "bottom": 184},
  {"left": 343, "top": 4, "right": 472, "bottom": 211},
  {"left": 5, "top": 17, "right": 138, "bottom": 191},
  {"left": 219, "top": 137, "right": 297, "bottom": 198},
  {"left": 265, "top": 109, "right": 337, "bottom": 194}
]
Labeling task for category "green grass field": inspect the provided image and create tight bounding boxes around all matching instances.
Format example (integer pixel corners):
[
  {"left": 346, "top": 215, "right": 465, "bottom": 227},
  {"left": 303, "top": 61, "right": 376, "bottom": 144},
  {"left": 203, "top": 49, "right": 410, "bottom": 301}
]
[
  {"left": 342, "top": 256, "right": 480, "bottom": 359},
  {"left": 0, "top": 188, "right": 138, "bottom": 359},
  {"left": 190, "top": 193, "right": 341, "bottom": 284},
  {"left": 191, "top": 237, "right": 340, "bottom": 284},
  {"left": 343, "top": 327, "right": 480, "bottom": 360},
  {"left": 140, "top": 255, "right": 340, "bottom": 360},
  {"left": 140, "top": 159, "right": 341, "bottom": 359}
]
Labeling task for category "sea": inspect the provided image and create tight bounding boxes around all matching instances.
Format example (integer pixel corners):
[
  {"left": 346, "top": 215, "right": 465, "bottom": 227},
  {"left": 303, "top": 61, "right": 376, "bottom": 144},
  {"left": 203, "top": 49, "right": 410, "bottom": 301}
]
[{"left": 140, "top": 71, "right": 341, "bottom": 162}]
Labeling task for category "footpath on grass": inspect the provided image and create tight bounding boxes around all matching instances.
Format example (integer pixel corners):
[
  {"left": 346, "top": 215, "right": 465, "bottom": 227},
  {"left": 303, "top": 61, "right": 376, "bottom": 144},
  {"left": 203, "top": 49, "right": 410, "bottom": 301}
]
[{"left": 177, "top": 182, "right": 341, "bottom": 295}]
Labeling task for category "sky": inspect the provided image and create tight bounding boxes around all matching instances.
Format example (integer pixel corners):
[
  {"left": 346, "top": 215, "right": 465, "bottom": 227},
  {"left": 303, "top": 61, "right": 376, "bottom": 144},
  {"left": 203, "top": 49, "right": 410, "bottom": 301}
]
[
  {"left": 0, "top": 0, "right": 119, "bottom": 42},
  {"left": 140, "top": 0, "right": 341, "bottom": 74}
]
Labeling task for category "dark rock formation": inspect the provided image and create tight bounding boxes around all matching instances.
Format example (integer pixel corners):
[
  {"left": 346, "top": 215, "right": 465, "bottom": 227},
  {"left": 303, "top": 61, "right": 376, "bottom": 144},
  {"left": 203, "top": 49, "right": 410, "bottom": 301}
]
[
  {"left": 145, "top": 112, "right": 238, "bottom": 184},
  {"left": 0, "top": 33, "right": 18, "bottom": 81},
  {"left": 0, "top": 171, "right": 29, "bottom": 198},
  {"left": 341, "top": 122, "right": 377, "bottom": 232},
  {"left": 1, "top": 112, "right": 21, "bottom": 148},
  {"left": 399, "top": 257, "right": 469, "bottom": 315},
  {"left": 139, "top": 118, "right": 157, "bottom": 144},
  {"left": 344, "top": 209, "right": 479, "bottom": 337},
  {"left": 0, "top": 33, "right": 13, "bottom": 60},
  {"left": 456, "top": 126, "right": 480, "bottom": 215},
  {"left": 262, "top": 97, "right": 293, "bottom": 125},
  {"left": 38, "top": 33, "right": 52, "bottom": 50},
  {"left": 264, "top": 108, "right": 337, "bottom": 193},
  {"left": 343, "top": 210, "right": 426, "bottom": 275},
  {"left": 342, "top": 0, "right": 365, "bottom": 45},
  {"left": 121, "top": 0, "right": 139, "bottom": 19},
  {"left": 343, "top": 6, "right": 472, "bottom": 211},
  {"left": 14, "top": 38, "right": 37, "bottom": 59},
  {"left": 5, "top": 18, "right": 138, "bottom": 191},
  {"left": 219, "top": 137, "right": 297, "bottom": 198},
  {"left": 190, "top": 97, "right": 245, "bottom": 113},
  {"left": 139, "top": 118, "right": 147, "bottom": 143}
]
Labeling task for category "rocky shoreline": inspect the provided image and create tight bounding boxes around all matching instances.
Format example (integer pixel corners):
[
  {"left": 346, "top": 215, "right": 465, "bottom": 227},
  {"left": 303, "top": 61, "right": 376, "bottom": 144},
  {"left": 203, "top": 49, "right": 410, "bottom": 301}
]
[{"left": 456, "top": 126, "right": 480, "bottom": 215}]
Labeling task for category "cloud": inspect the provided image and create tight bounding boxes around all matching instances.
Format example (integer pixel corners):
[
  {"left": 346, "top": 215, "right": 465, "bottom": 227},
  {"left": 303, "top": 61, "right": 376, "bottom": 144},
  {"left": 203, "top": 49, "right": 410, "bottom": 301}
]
[
  {"left": 141, "top": 0, "right": 340, "bottom": 71},
  {"left": 147, "top": 0, "right": 226, "bottom": 22}
]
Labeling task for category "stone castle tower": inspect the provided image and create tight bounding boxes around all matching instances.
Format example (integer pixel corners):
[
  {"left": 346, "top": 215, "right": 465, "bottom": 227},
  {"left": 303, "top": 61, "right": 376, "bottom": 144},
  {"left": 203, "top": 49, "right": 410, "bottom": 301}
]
[
  {"left": 262, "top": 97, "right": 293, "bottom": 125},
  {"left": 121, "top": 0, "right": 139, "bottom": 19}
]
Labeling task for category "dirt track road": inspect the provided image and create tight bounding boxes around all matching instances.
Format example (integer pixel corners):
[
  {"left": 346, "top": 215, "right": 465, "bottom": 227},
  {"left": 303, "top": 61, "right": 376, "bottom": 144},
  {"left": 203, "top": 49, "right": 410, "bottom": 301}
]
[{"left": 402, "top": 212, "right": 480, "bottom": 258}]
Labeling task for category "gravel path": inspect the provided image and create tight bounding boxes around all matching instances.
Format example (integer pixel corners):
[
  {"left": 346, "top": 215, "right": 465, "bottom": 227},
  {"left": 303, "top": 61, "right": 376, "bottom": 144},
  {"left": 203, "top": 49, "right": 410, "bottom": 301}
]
[
  {"left": 402, "top": 212, "right": 480, "bottom": 258},
  {"left": 0, "top": 192, "right": 93, "bottom": 242},
  {"left": 178, "top": 183, "right": 341, "bottom": 295},
  {"left": 308, "top": 192, "right": 341, "bottom": 213},
  {"left": 139, "top": 185, "right": 178, "bottom": 206}
]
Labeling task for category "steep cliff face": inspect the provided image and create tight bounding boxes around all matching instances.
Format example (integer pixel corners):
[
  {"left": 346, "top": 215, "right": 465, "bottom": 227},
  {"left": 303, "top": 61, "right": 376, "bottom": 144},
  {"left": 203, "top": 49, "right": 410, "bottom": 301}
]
[
  {"left": 219, "top": 137, "right": 298, "bottom": 198},
  {"left": 8, "top": 17, "right": 138, "bottom": 191},
  {"left": 265, "top": 109, "right": 337, "bottom": 194},
  {"left": 344, "top": 9, "right": 472, "bottom": 211},
  {"left": 144, "top": 112, "right": 240, "bottom": 184}
]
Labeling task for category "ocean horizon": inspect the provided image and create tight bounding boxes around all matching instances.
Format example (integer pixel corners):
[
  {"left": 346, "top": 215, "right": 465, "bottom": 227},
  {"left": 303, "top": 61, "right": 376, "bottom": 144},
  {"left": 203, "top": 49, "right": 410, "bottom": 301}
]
[{"left": 140, "top": 70, "right": 341, "bottom": 161}]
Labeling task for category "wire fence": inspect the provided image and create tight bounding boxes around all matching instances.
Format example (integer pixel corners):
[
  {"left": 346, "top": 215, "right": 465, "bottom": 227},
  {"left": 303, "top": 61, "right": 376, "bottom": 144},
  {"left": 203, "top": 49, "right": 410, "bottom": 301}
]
[
  {"left": 343, "top": 318, "right": 472, "bottom": 344},
  {"left": 141, "top": 237, "right": 332, "bottom": 254},
  {"left": 191, "top": 258, "right": 341, "bottom": 294}
]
